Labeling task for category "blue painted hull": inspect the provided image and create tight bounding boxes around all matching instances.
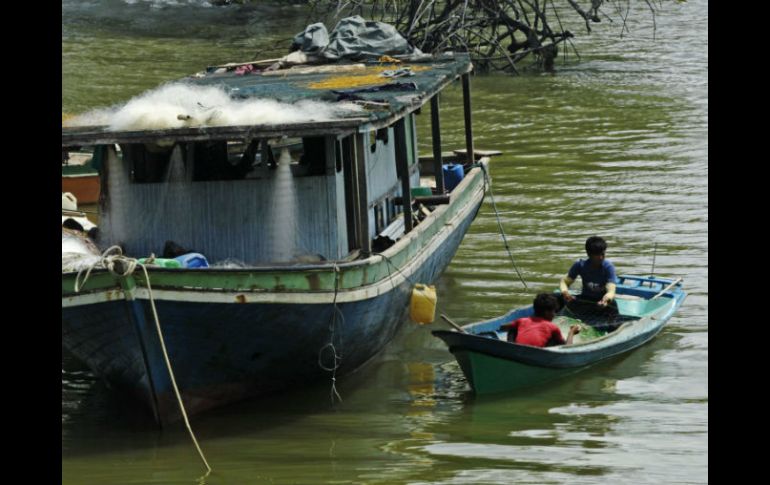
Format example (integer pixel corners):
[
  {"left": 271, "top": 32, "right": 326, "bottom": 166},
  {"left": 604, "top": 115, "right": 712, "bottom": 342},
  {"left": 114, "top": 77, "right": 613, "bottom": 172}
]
[{"left": 62, "top": 196, "right": 483, "bottom": 422}]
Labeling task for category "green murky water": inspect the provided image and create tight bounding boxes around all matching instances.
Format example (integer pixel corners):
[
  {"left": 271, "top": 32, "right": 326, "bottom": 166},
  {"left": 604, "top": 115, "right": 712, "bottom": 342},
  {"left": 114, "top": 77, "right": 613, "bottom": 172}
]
[{"left": 62, "top": 1, "right": 707, "bottom": 483}]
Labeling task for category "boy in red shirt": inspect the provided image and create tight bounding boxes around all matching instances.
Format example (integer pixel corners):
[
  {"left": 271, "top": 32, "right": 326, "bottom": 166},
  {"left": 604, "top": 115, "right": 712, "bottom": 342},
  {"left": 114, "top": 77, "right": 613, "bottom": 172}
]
[{"left": 499, "top": 293, "right": 581, "bottom": 347}]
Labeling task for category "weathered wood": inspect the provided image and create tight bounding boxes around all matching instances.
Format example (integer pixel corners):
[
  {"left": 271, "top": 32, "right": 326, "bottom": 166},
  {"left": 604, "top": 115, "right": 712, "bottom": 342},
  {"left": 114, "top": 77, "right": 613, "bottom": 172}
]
[
  {"left": 394, "top": 195, "right": 450, "bottom": 206},
  {"left": 430, "top": 94, "right": 445, "bottom": 194},
  {"left": 208, "top": 58, "right": 283, "bottom": 69},
  {"left": 354, "top": 133, "right": 372, "bottom": 255},
  {"left": 62, "top": 122, "right": 365, "bottom": 148},
  {"left": 452, "top": 148, "right": 503, "bottom": 158},
  {"left": 261, "top": 63, "right": 366, "bottom": 77},
  {"left": 394, "top": 119, "right": 413, "bottom": 234},
  {"left": 440, "top": 313, "right": 468, "bottom": 333},
  {"left": 342, "top": 136, "right": 358, "bottom": 252},
  {"left": 461, "top": 73, "right": 474, "bottom": 166},
  {"left": 651, "top": 278, "right": 684, "bottom": 300},
  {"left": 61, "top": 57, "right": 472, "bottom": 148}
]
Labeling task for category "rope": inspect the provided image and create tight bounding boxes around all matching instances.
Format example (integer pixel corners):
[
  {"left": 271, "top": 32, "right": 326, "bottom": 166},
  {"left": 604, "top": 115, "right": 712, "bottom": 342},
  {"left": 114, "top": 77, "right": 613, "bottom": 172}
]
[
  {"left": 318, "top": 263, "right": 344, "bottom": 405},
  {"left": 75, "top": 245, "right": 135, "bottom": 292},
  {"left": 74, "top": 246, "right": 212, "bottom": 474},
  {"left": 372, "top": 252, "right": 419, "bottom": 287},
  {"left": 478, "top": 164, "right": 528, "bottom": 289}
]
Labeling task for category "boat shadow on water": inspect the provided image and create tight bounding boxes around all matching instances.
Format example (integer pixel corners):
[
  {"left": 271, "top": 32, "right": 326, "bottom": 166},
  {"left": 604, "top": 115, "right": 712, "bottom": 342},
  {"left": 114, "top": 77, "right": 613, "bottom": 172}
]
[{"left": 370, "top": 332, "right": 686, "bottom": 480}]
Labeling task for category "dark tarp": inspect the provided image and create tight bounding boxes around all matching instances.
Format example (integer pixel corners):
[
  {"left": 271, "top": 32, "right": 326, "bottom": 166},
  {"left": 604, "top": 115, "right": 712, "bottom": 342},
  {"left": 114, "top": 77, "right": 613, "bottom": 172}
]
[{"left": 292, "top": 16, "right": 426, "bottom": 61}]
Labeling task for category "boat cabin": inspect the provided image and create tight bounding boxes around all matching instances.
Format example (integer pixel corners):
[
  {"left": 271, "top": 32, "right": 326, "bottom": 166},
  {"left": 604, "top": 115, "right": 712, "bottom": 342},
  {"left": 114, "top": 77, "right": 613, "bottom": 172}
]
[{"left": 61, "top": 54, "right": 477, "bottom": 266}]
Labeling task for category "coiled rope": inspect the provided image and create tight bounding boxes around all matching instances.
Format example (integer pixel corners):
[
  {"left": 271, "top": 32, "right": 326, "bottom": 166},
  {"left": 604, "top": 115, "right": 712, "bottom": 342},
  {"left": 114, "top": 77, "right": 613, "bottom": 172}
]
[{"left": 74, "top": 246, "right": 212, "bottom": 474}]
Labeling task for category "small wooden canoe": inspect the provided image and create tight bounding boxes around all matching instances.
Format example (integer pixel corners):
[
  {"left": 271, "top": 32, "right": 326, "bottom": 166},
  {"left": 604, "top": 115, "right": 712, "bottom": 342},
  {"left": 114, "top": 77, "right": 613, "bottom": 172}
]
[{"left": 432, "top": 275, "right": 686, "bottom": 394}]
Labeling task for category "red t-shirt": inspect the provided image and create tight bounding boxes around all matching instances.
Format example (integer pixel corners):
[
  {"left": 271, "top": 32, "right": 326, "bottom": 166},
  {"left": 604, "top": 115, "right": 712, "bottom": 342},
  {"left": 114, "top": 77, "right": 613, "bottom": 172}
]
[{"left": 506, "top": 317, "right": 565, "bottom": 347}]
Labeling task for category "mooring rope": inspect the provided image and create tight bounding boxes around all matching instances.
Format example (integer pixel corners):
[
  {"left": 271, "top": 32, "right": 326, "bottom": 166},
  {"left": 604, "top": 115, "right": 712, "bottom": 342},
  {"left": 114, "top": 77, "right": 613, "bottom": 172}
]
[
  {"left": 318, "top": 263, "right": 344, "bottom": 405},
  {"left": 478, "top": 164, "right": 528, "bottom": 289},
  {"left": 372, "top": 252, "right": 418, "bottom": 287},
  {"left": 74, "top": 246, "right": 212, "bottom": 474}
]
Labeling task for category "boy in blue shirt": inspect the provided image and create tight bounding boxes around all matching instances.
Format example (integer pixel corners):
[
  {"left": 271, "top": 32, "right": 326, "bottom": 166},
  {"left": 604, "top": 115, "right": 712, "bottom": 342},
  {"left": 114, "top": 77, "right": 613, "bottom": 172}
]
[{"left": 560, "top": 236, "right": 618, "bottom": 307}]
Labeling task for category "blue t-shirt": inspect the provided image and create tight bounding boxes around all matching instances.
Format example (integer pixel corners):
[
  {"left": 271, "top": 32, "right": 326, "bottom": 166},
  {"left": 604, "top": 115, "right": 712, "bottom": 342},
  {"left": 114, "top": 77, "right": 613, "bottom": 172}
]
[{"left": 568, "top": 259, "right": 618, "bottom": 300}]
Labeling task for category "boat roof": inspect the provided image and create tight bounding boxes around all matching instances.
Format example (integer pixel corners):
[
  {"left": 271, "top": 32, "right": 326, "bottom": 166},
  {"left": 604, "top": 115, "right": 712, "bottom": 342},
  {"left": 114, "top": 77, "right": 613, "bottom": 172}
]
[{"left": 62, "top": 53, "right": 472, "bottom": 149}]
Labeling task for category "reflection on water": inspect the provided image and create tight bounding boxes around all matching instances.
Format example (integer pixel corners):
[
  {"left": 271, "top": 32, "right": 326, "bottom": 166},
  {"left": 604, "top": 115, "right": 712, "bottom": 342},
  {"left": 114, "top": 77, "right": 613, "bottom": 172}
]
[{"left": 63, "top": 0, "right": 707, "bottom": 483}]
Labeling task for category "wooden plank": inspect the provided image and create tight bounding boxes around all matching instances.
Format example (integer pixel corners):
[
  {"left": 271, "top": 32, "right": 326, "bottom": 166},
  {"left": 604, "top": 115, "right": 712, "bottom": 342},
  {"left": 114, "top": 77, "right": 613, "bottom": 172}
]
[
  {"left": 62, "top": 122, "right": 365, "bottom": 148},
  {"left": 430, "top": 95, "right": 445, "bottom": 193},
  {"left": 452, "top": 148, "right": 503, "bottom": 158},
  {"left": 342, "top": 136, "right": 358, "bottom": 252},
  {"left": 461, "top": 73, "right": 474, "bottom": 166},
  {"left": 394, "top": 195, "right": 450, "bottom": 206},
  {"left": 354, "top": 133, "right": 372, "bottom": 255},
  {"left": 394, "top": 119, "right": 413, "bottom": 234},
  {"left": 208, "top": 58, "right": 283, "bottom": 69},
  {"left": 262, "top": 63, "right": 366, "bottom": 77}
]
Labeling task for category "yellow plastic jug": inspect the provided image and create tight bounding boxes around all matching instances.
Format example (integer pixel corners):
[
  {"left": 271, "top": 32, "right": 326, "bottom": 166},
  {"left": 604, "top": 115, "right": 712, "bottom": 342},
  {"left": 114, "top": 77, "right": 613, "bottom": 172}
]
[{"left": 410, "top": 284, "right": 437, "bottom": 324}]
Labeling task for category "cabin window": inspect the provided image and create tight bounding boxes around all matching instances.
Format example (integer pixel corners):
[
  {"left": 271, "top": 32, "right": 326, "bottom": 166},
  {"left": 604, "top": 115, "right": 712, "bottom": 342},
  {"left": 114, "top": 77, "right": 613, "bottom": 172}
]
[
  {"left": 225, "top": 139, "right": 270, "bottom": 173},
  {"left": 191, "top": 140, "right": 253, "bottom": 181},
  {"left": 122, "top": 141, "right": 262, "bottom": 183},
  {"left": 376, "top": 128, "right": 389, "bottom": 145},
  {"left": 287, "top": 136, "right": 329, "bottom": 176},
  {"left": 369, "top": 128, "right": 389, "bottom": 153},
  {"left": 386, "top": 197, "right": 397, "bottom": 224},
  {"left": 124, "top": 143, "right": 173, "bottom": 183}
]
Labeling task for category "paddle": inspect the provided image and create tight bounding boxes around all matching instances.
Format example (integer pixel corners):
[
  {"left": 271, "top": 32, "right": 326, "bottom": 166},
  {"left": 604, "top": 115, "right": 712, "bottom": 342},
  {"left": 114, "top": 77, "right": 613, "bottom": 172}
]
[
  {"left": 651, "top": 278, "right": 683, "bottom": 300},
  {"left": 440, "top": 313, "right": 468, "bottom": 333}
]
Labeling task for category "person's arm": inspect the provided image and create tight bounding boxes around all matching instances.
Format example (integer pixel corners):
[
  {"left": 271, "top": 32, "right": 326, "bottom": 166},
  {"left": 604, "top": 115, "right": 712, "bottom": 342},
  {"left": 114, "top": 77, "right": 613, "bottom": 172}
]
[
  {"left": 546, "top": 323, "right": 567, "bottom": 347},
  {"left": 560, "top": 275, "right": 576, "bottom": 302},
  {"left": 598, "top": 262, "right": 619, "bottom": 306},
  {"left": 598, "top": 282, "right": 617, "bottom": 307},
  {"left": 565, "top": 324, "right": 581, "bottom": 345},
  {"left": 499, "top": 320, "right": 519, "bottom": 343}
]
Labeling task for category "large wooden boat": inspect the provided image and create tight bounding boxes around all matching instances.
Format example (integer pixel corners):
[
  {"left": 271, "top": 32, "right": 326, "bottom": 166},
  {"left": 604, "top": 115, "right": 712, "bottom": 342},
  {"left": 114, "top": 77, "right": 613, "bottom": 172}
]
[{"left": 61, "top": 53, "right": 489, "bottom": 423}]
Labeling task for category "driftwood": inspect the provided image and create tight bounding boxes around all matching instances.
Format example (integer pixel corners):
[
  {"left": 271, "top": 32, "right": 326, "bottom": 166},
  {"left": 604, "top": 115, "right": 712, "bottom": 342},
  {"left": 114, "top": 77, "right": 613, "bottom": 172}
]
[{"left": 306, "top": 1, "right": 662, "bottom": 73}]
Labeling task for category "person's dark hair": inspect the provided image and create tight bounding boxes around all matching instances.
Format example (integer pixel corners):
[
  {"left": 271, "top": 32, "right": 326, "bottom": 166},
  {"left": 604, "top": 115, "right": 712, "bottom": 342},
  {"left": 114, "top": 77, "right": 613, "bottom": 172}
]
[
  {"left": 533, "top": 293, "right": 559, "bottom": 317},
  {"left": 585, "top": 236, "right": 607, "bottom": 255}
]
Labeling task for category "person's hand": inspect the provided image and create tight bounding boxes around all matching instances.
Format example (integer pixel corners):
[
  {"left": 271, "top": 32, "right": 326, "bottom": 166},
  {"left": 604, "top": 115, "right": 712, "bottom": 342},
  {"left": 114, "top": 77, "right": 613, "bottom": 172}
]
[
  {"left": 562, "top": 291, "right": 575, "bottom": 302},
  {"left": 598, "top": 295, "right": 612, "bottom": 306},
  {"left": 569, "top": 324, "right": 581, "bottom": 335}
]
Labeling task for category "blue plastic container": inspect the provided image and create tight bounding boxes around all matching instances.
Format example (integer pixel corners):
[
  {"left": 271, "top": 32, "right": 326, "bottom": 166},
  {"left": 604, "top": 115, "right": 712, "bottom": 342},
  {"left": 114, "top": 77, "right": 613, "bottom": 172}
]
[
  {"left": 443, "top": 164, "right": 464, "bottom": 192},
  {"left": 174, "top": 252, "right": 209, "bottom": 268}
]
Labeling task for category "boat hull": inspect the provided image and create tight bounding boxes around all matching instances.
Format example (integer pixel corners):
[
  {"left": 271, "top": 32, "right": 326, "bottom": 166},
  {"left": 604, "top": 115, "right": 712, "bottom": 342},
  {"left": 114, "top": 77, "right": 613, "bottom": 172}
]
[
  {"left": 433, "top": 276, "right": 686, "bottom": 394},
  {"left": 454, "top": 351, "right": 585, "bottom": 393},
  {"left": 63, "top": 295, "right": 414, "bottom": 421},
  {"left": 443, "top": 319, "right": 667, "bottom": 394}
]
